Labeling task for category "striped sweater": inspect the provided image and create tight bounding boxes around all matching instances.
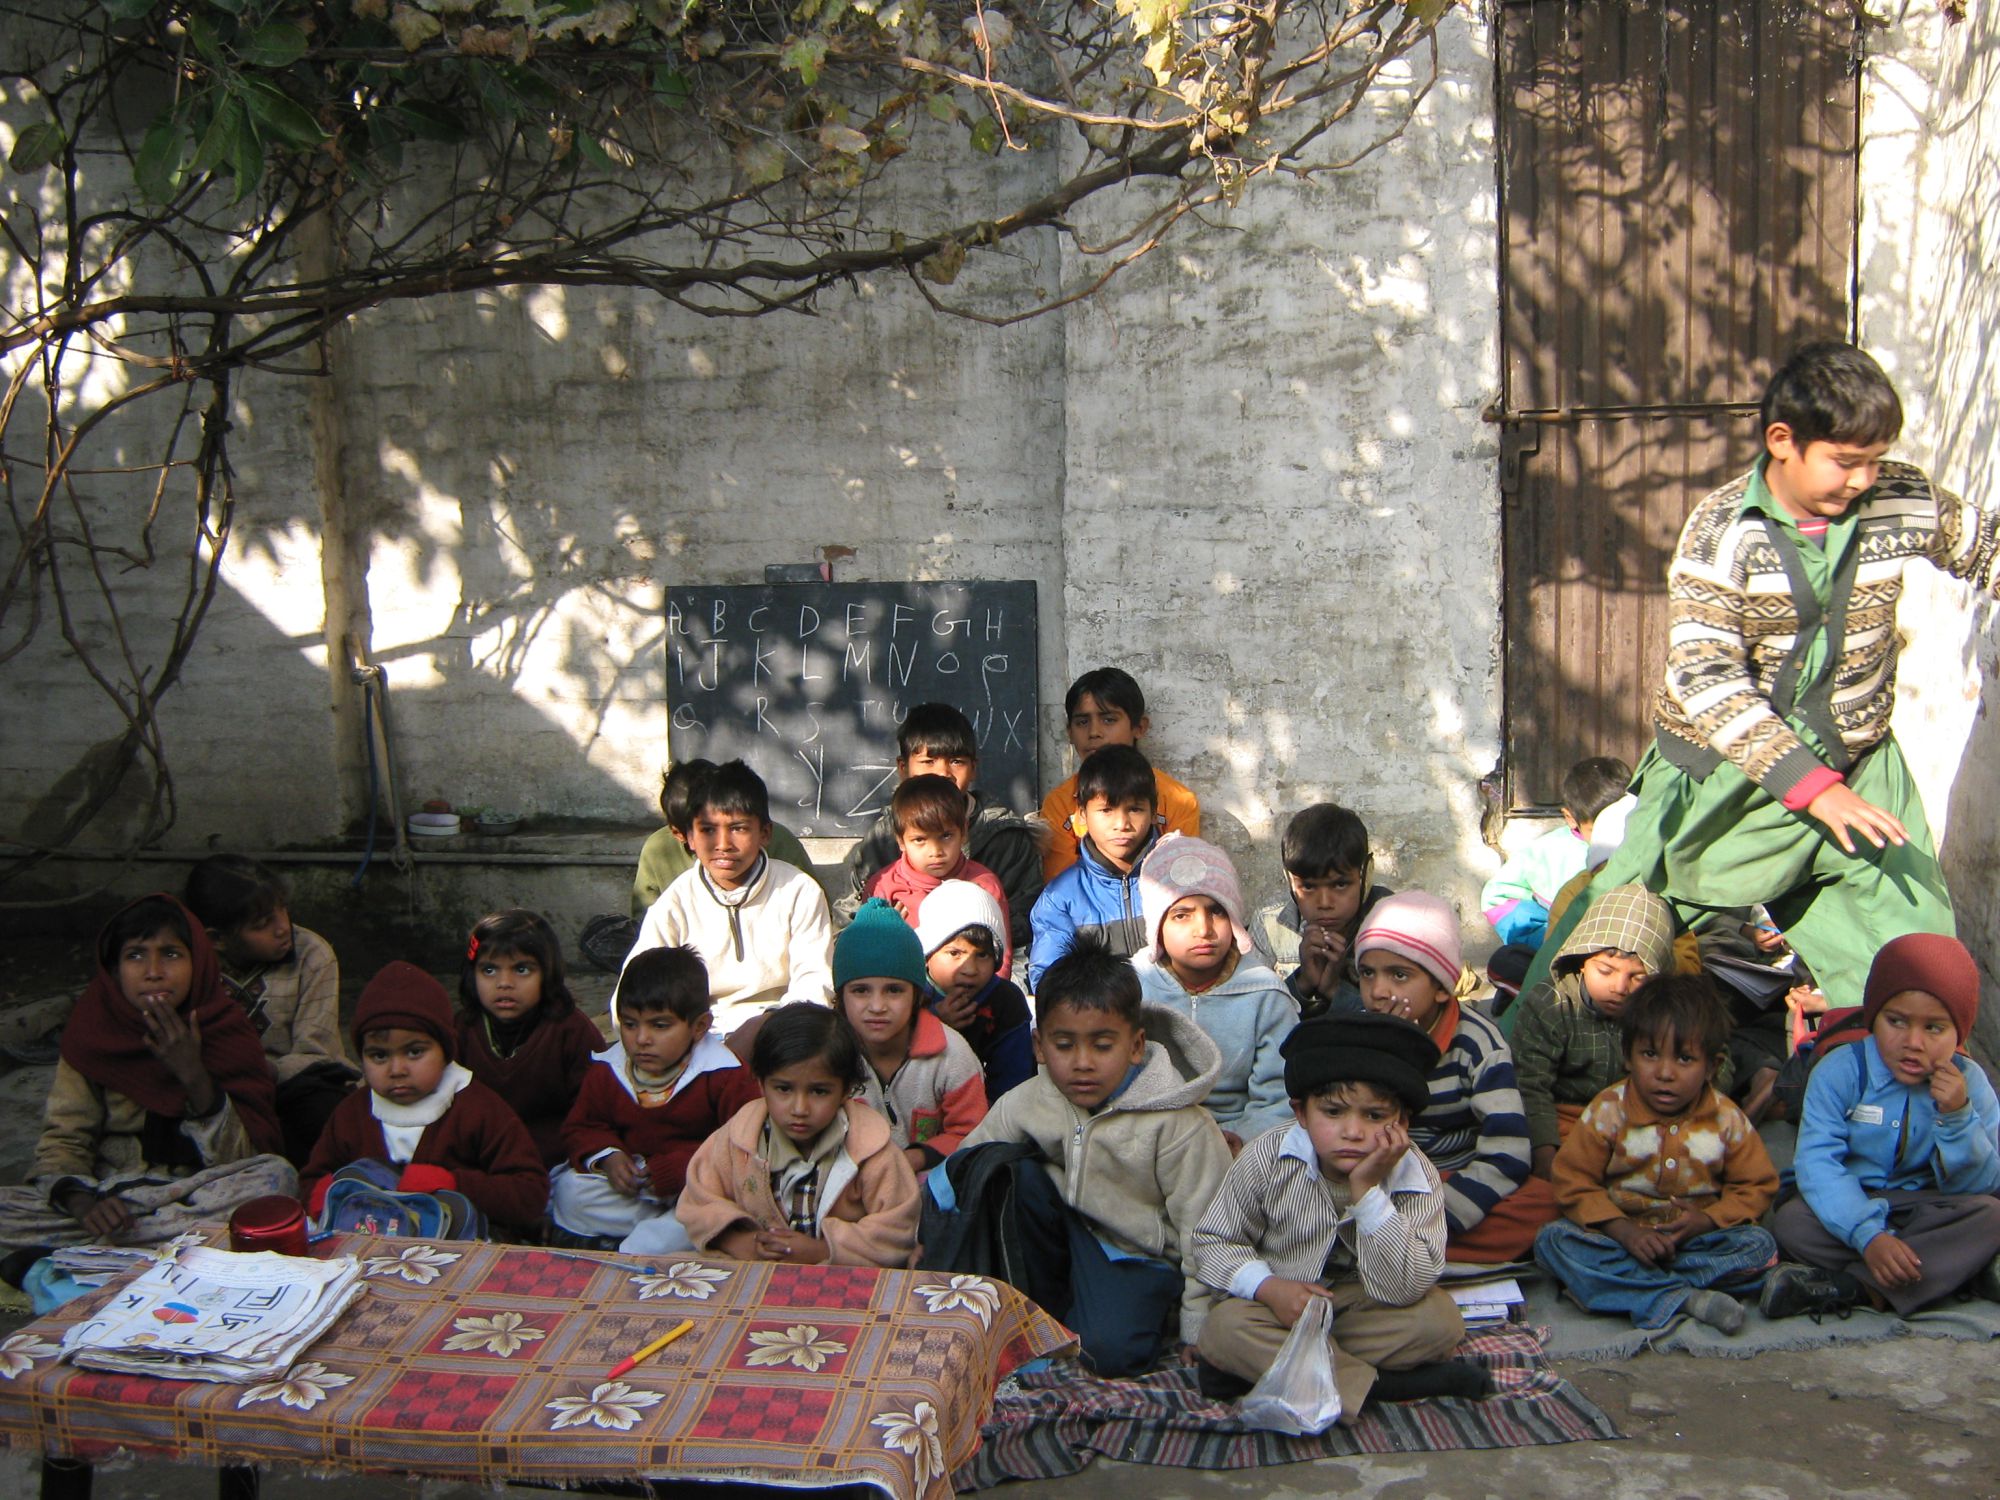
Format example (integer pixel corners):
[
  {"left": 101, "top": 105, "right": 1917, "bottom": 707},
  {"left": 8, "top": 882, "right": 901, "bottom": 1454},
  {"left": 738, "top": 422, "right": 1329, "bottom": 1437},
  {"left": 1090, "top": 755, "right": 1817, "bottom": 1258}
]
[
  {"left": 1656, "top": 461, "right": 2000, "bottom": 804},
  {"left": 1411, "top": 998, "right": 1531, "bottom": 1234},
  {"left": 1191, "top": 1124, "right": 1447, "bottom": 1309}
]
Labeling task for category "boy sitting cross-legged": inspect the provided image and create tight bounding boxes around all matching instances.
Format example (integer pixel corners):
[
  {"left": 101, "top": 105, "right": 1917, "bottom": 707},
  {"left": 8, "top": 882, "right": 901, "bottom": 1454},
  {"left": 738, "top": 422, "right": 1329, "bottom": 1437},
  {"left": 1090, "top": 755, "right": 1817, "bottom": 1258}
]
[
  {"left": 622, "top": 758, "right": 833, "bottom": 1045},
  {"left": 1254, "top": 803, "right": 1393, "bottom": 1018},
  {"left": 1351, "top": 892, "right": 1555, "bottom": 1263},
  {"left": 1027, "top": 744, "right": 1162, "bottom": 991},
  {"left": 633, "top": 759, "right": 825, "bottom": 917},
  {"left": 1190, "top": 1013, "right": 1490, "bottom": 1419},
  {"left": 1534, "top": 973, "right": 1778, "bottom": 1333},
  {"left": 549, "top": 944, "right": 760, "bottom": 1255},
  {"left": 839, "top": 702, "right": 1044, "bottom": 953},
  {"left": 862, "top": 775, "right": 1014, "bottom": 976},
  {"left": 928, "top": 935, "right": 1234, "bottom": 1377}
]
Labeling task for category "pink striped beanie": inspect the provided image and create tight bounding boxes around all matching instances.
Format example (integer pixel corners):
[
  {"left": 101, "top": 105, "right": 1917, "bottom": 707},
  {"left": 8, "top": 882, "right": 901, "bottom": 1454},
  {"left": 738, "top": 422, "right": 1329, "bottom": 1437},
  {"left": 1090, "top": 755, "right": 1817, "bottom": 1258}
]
[{"left": 1353, "top": 891, "right": 1462, "bottom": 994}]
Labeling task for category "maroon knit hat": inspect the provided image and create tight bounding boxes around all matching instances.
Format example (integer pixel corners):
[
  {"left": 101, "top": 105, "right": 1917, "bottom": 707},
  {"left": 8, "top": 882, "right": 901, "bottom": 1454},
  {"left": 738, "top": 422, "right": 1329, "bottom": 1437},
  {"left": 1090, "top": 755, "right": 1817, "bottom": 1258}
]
[
  {"left": 1861, "top": 933, "right": 1980, "bottom": 1041},
  {"left": 353, "top": 960, "right": 457, "bottom": 1060}
]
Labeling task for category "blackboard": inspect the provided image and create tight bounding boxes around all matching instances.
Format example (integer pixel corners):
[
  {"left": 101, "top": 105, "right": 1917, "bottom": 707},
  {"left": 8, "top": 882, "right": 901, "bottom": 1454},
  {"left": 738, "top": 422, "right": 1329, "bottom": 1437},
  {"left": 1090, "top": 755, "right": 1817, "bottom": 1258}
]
[{"left": 665, "top": 582, "right": 1040, "bottom": 837}]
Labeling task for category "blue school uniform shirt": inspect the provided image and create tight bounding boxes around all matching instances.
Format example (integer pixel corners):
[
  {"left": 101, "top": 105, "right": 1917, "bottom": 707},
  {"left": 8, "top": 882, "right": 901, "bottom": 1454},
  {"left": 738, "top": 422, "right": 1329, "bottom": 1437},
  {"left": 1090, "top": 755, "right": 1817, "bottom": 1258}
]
[{"left": 1792, "top": 1036, "right": 2000, "bottom": 1253}]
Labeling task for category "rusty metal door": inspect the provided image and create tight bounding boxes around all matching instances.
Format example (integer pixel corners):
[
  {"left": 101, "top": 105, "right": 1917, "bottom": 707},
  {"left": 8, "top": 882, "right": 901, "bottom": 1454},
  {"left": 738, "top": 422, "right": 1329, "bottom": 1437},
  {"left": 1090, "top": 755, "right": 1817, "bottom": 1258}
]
[{"left": 1495, "top": 0, "right": 1862, "bottom": 811}]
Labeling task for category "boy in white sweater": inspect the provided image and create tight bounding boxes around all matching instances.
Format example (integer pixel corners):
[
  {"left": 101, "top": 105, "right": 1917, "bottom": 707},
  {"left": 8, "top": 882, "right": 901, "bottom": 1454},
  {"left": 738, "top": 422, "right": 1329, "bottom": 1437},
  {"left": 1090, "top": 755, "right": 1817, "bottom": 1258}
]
[{"left": 621, "top": 760, "right": 833, "bottom": 1045}]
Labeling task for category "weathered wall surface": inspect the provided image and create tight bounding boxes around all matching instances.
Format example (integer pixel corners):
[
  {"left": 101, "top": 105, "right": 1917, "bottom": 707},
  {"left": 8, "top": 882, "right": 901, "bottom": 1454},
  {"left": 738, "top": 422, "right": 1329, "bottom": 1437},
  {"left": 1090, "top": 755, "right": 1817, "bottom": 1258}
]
[
  {"left": 1057, "top": 21, "right": 1504, "bottom": 917},
  {"left": 1861, "top": 2, "right": 2000, "bottom": 1041}
]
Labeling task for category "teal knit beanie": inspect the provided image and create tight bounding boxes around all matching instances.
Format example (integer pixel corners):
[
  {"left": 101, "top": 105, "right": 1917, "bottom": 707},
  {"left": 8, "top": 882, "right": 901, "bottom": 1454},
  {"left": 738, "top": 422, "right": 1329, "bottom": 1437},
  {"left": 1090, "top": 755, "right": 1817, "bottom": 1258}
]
[{"left": 835, "top": 898, "right": 928, "bottom": 991}]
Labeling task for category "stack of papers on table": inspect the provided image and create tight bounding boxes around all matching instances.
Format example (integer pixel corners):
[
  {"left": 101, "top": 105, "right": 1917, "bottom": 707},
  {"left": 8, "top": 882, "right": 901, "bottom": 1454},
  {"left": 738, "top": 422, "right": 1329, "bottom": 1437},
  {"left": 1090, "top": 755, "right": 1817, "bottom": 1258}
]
[
  {"left": 1445, "top": 1276, "right": 1526, "bottom": 1327},
  {"left": 59, "top": 1245, "right": 364, "bottom": 1383},
  {"left": 49, "top": 1232, "right": 206, "bottom": 1288}
]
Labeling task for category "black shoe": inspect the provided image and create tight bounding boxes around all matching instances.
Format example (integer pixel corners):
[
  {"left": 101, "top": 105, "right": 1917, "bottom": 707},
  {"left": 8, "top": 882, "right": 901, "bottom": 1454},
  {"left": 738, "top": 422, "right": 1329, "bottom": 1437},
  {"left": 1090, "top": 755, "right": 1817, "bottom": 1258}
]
[
  {"left": 1194, "top": 1358, "right": 1253, "bottom": 1402},
  {"left": 0, "top": 1246, "right": 51, "bottom": 1290},
  {"left": 1759, "top": 1262, "right": 1861, "bottom": 1322},
  {"left": 1369, "top": 1359, "right": 1494, "bottom": 1404}
]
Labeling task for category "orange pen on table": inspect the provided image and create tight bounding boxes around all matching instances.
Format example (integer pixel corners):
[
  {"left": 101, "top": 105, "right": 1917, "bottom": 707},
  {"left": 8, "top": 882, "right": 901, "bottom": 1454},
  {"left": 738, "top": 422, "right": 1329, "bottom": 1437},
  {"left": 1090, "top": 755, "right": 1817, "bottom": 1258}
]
[{"left": 607, "top": 1318, "right": 694, "bottom": 1379}]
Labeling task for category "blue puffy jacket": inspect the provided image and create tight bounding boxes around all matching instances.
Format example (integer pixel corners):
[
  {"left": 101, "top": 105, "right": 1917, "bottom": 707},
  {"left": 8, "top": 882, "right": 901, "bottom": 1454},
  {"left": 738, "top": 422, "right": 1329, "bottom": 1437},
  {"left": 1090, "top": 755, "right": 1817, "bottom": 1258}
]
[{"left": 1025, "top": 831, "right": 1156, "bottom": 991}]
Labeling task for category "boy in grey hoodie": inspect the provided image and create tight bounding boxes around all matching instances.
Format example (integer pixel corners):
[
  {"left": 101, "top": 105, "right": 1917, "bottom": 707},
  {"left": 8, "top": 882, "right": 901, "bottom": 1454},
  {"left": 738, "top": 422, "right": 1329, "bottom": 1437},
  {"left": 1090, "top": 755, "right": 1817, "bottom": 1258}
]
[
  {"left": 1133, "top": 834, "right": 1299, "bottom": 1147},
  {"left": 945, "top": 936, "right": 1234, "bottom": 1376}
]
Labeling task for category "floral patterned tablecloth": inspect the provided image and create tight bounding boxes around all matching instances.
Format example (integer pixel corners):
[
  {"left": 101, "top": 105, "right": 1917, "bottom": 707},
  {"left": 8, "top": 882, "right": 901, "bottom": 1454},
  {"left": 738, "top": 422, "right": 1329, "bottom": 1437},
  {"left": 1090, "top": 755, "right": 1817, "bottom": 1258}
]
[{"left": 0, "top": 1234, "right": 1075, "bottom": 1500}]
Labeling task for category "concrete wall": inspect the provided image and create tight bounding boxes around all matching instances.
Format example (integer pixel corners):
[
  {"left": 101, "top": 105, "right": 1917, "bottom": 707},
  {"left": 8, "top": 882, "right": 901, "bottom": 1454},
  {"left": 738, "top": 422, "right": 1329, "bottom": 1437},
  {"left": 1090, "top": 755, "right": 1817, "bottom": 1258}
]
[
  {"left": 9, "top": 7, "right": 1995, "bottom": 978},
  {"left": 1860, "top": 2, "right": 2000, "bottom": 1042},
  {"left": 1056, "top": 21, "right": 1503, "bottom": 918}
]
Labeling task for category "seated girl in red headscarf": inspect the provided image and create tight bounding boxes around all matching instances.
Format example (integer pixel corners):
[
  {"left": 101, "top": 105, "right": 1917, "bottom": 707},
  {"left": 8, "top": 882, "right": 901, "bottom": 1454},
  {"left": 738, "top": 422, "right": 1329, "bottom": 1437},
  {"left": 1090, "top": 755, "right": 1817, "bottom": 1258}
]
[{"left": 0, "top": 894, "right": 295, "bottom": 1264}]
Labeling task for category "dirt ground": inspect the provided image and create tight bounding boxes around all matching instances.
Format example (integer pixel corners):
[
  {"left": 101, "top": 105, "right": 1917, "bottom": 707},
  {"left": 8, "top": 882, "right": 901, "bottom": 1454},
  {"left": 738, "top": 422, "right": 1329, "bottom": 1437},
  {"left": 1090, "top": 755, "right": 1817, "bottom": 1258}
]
[{"left": 3, "top": 924, "right": 1999, "bottom": 1498}]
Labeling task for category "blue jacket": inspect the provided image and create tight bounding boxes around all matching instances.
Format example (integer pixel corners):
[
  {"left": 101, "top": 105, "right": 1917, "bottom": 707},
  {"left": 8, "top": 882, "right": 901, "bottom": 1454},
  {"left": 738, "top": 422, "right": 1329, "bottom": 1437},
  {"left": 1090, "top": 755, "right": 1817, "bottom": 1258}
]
[
  {"left": 1134, "top": 955, "right": 1298, "bottom": 1139},
  {"left": 1793, "top": 1037, "right": 2000, "bottom": 1253},
  {"left": 1026, "top": 831, "right": 1156, "bottom": 991}
]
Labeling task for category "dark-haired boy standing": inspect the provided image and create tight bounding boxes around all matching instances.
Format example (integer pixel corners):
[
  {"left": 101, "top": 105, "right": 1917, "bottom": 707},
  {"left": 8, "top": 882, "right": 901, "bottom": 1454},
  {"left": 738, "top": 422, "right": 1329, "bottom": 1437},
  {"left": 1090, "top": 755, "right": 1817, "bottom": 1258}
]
[{"left": 1539, "top": 343, "right": 1999, "bottom": 1005}]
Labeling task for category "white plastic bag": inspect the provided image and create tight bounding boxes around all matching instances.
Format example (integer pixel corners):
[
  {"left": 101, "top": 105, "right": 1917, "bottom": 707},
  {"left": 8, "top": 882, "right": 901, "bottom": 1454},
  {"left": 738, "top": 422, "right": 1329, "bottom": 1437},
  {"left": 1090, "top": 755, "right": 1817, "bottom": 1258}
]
[{"left": 1235, "top": 1295, "right": 1342, "bottom": 1434}]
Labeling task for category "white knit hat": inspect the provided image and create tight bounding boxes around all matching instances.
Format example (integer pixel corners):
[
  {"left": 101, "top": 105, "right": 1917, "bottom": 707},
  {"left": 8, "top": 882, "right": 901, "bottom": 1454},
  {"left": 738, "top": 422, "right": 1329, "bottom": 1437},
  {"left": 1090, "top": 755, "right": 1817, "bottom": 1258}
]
[
  {"left": 1136, "top": 833, "right": 1254, "bottom": 962},
  {"left": 913, "top": 879, "right": 1008, "bottom": 959}
]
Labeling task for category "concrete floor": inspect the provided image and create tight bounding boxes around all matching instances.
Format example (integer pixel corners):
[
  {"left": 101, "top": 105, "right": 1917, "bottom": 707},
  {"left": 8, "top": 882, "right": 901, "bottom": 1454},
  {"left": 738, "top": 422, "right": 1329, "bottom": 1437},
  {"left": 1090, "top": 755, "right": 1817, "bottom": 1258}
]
[{"left": 2, "top": 1333, "right": 1998, "bottom": 1498}]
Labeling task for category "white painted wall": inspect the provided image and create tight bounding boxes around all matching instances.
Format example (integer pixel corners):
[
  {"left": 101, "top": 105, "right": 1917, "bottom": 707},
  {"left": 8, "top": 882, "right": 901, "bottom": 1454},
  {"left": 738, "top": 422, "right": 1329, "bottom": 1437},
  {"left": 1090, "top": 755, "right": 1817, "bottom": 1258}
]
[
  {"left": 9, "top": 8, "right": 1996, "bottom": 987},
  {"left": 1859, "top": 2, "right": 2000, "bottom": 1037}
]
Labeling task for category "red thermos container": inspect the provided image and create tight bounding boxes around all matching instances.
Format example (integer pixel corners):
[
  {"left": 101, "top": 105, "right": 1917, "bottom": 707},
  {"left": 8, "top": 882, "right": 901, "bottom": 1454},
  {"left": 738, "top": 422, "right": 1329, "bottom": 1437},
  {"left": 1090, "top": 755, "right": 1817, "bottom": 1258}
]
[{"left": 229, "top": 1195, "right": 309, "bottom": 1256}]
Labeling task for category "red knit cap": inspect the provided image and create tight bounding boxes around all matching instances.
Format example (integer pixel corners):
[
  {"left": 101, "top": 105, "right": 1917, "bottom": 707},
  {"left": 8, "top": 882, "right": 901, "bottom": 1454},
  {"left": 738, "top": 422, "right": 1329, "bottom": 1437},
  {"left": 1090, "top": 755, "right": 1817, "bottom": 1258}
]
[
  {"left": 1861, "top": 933, "right": 1980, "bottom": 1041},
  {"left": 352, "top": 960, "right": 457, "bottom": 1060}
]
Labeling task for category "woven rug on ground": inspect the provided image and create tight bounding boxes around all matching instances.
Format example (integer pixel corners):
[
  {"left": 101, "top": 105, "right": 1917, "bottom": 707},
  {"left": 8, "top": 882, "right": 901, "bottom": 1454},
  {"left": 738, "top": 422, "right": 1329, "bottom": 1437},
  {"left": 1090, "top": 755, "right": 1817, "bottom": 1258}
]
[
  {"left": 0, "top": 1231, "right": 1074, "bottom": 1500},
  {"left": 952, "top": 1321, "right": 1621, "bottom": 1488}
]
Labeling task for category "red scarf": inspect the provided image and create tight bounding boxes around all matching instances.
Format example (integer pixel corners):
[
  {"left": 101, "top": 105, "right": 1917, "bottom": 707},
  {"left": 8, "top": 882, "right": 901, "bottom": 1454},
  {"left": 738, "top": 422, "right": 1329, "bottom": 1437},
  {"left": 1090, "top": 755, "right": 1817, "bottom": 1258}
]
[{"left": 60, "top": 894, "right": 283, "bottom": 1155}]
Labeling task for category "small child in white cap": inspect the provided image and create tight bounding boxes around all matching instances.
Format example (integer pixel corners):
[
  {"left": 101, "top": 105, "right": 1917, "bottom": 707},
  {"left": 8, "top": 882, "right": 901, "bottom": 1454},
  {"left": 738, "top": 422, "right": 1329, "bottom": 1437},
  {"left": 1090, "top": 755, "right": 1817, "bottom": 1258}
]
[
  {"left": 914, "top": 880, "right": 1035, "bottom": 1103},
  {"left": 1133, "top": 834, "right": 1300, "bottom": 1149}
]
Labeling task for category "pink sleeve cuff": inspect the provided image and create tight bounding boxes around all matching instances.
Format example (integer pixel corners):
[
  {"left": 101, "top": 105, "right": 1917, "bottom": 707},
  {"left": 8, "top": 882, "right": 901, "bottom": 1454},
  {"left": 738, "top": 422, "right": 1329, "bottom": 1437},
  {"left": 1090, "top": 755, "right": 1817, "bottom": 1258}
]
[{"left": 1782, "top": 766, "right": 1844, "bottom": 812}]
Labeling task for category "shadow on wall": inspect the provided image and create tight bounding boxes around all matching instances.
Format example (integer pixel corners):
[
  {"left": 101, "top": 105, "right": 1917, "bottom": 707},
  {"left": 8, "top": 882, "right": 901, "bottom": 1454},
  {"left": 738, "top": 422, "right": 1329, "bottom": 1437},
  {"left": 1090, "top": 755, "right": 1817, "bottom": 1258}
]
[{"left": 1496, "top": 0, "right": 1861, "bottom": 808}]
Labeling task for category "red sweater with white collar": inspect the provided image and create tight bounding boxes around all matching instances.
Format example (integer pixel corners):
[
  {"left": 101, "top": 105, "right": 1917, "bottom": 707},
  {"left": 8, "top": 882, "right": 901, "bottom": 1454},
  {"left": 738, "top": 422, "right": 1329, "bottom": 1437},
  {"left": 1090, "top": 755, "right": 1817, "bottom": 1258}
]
[{"left": 560, "top": 1033, "right": 761, "bottom": 1196}]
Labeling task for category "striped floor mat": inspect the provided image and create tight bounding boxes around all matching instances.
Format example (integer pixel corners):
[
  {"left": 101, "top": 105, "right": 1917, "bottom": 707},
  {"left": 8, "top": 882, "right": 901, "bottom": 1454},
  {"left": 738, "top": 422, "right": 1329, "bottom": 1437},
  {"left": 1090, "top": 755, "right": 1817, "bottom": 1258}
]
[{"left": 953, "top": 1323, "right": 1622, "bottom": 1487}]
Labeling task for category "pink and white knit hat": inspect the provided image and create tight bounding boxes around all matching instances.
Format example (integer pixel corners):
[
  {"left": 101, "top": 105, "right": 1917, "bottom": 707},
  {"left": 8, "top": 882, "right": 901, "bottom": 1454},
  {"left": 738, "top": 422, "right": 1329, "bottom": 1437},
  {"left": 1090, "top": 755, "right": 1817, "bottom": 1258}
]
[
  {"left": 1353, "top": 891, "right": 1462, "bottom": 994},
  {"left": 1137, "top": 834, "right": 1254, "bottom": 962}
]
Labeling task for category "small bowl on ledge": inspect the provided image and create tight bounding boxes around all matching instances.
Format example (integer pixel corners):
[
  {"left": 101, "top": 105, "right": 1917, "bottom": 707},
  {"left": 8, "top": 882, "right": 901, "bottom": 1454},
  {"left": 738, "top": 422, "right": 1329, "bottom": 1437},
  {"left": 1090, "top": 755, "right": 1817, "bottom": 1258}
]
[
  {"left": 474, "top": 811, "right": 522, "bottom": 837},
  {"left": 407, "top": 812, "right": 462, "bottom": 839}
]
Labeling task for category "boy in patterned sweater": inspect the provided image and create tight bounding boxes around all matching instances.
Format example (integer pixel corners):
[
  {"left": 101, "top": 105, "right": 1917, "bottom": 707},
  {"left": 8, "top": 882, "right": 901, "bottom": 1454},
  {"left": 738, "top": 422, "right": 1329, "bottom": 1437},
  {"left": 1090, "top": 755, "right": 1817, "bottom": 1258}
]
[
  {"left": 1351, "top": 892, "right": 1554, "bottom": 1262},
  {"left": 1529, "top": 344, "right": 2000, "bottom": 1006},
  {"left": 1191, "top": 1014, "right": 1490, "bottom": 1420},
  {"left": 1534, "top": 973, "right": 1778, "bottom": 1333}
]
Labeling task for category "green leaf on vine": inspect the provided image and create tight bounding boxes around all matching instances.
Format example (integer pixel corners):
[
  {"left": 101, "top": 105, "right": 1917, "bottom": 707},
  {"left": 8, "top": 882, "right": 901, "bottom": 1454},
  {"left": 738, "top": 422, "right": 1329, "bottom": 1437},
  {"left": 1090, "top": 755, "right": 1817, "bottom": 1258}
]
[
  {"left": 779, "top": 35, "right": 827, "bottom": 86},
  {"left": 237, "top": 22, "right": 310, "bottom": 69},
  {"left": 242, "top": 80, "right": 326, "bottom": 148},
  {"left": 738, "top": 139, "right": 787, "bottom": 186},
  {"left": 651, "top": 65, "right": 690, "bottom": 107},
  {"left": 135, "top": 118, "right": 186, "bottom": 202},
  {"left": 101, "top": 0, "right": 158, "bottom": 21},
  {"left": 8, "top": 121, "right": 66, "bottom": 173},
  {"left": 969, "top": 116, "right": 999, "bottom": 154},
  {"left": 394, "top": 100, "right": 469, "bottom": 142},
  {"left": 927, "top": 92, "right": 959, "bottom": 124},
  {"left": 191, "top": 95, "right": 246, "bottom": 176},
  {"left": 228, "top": 114, "right": 266, "bottom": 202}
]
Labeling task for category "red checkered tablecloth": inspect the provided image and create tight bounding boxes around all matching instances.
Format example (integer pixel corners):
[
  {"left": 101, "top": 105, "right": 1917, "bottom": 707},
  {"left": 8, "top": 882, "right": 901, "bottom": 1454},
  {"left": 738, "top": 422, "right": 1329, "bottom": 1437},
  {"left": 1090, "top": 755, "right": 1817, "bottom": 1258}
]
[{"left": 0, "top": 1234, "right": 1075, "bottom": 1500}]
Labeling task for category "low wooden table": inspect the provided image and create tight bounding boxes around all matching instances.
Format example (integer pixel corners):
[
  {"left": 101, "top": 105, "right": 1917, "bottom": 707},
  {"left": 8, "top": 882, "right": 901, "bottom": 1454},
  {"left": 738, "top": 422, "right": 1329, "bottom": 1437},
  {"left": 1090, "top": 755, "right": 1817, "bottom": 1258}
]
[{"left": 0, "top": 1234, "right": 1072, "bottom": 1500}]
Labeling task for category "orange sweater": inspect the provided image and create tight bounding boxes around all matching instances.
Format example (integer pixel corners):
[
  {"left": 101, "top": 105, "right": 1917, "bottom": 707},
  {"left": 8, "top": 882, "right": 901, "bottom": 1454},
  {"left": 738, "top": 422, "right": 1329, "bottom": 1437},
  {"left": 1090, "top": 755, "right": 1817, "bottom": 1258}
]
[{"left": 1039, "top": 768, "right": 1200, "bottom": 881}]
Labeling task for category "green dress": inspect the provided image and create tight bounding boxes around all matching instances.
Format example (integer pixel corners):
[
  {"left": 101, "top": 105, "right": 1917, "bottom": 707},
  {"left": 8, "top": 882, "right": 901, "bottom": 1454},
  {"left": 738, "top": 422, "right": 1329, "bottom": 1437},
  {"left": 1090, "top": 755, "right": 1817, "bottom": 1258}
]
[{"left": 1523, "top": 462, "right": 1954, "bottom": 1008}]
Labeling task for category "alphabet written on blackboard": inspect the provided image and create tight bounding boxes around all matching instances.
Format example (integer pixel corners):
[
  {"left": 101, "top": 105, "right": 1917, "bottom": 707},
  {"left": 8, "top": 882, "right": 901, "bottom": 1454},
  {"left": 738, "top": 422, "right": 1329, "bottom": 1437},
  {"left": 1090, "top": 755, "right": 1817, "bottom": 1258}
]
[{"left": 665, "top": 583, "right": 1038, "bottom": 835}]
